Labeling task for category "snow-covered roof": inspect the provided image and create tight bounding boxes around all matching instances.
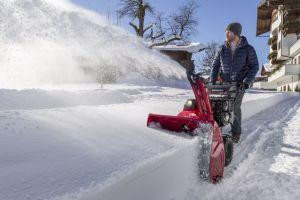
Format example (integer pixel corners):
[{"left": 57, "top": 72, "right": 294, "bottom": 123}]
[{"left": 153, "top": 43, "right": 205, "bottom": 53}]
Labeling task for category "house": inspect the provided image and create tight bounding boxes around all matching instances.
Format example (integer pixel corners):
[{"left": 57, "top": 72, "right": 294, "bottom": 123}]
[
  {"left": 256, "top": 0, "right": 300, "bottom": 92},
  {"left": 253, "top": 63, "right": 277, "bottom": 90}
]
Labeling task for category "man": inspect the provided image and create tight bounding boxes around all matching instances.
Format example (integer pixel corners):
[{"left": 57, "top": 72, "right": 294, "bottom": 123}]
[{"left": 210, "top": 22, "right": 259, "bottom": 143}]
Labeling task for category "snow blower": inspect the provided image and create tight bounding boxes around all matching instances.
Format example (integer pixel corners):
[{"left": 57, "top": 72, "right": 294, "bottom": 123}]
[{"left": 147, "top": 69, "right": 237, "bottom": 183}]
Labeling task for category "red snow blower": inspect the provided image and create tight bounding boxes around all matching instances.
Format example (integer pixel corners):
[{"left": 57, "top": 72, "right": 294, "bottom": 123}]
[{"left": 147, "top": 69, "right": 237, "bottom": 183}]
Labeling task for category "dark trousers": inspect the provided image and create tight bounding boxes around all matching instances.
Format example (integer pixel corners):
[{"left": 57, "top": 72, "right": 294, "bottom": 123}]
[{"left": 231, "top": 89, "right": 245, "bottom": 134}]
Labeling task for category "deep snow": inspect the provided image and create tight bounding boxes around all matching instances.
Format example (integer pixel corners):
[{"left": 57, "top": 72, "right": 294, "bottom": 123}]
[
  {"left": 0, "top": 85, "right": 299, "bottom": 200},
  {"left": 0, "top": 1, "right": 299, "bottom": 200}
]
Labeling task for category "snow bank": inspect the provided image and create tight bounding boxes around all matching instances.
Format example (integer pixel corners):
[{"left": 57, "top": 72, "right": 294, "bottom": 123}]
[{"left": 0, "top": 0, "right": 186, "bottom": 88}]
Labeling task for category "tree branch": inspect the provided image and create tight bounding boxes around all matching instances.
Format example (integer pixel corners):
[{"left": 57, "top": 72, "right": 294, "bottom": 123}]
[
  {"left": 143, "top": 24, "right": 153, "bottom": 34},
  {"left": 129, "top": 21, "right": 140, "bottom": 35},
  {"left": 152, "top": 32, "right": 166, "bottom": 41}
]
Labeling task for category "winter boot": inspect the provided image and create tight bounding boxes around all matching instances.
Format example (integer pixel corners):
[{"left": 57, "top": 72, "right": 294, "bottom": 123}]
[{"left": 232, "top": 133, "right": 241, "bottom": 143}]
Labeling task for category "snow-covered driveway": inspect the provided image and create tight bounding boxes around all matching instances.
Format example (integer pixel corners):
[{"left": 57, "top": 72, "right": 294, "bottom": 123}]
[{"left": 0, "top": 85, "right": 299, "bottom": 200}]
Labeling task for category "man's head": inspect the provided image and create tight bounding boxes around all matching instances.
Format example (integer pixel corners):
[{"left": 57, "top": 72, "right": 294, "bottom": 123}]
[{"left": 225, "top": 22, "right": 242, "bottom": 43}]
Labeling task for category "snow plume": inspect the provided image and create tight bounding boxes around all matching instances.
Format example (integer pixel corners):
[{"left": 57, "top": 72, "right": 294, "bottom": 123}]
[{"left": 0, "top": 0, "right": 186, "bottom": 88}]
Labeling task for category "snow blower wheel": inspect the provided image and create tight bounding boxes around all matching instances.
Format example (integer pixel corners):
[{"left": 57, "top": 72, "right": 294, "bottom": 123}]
[{"left": 223, "top": 135, "right": 234, "bottom": 166}]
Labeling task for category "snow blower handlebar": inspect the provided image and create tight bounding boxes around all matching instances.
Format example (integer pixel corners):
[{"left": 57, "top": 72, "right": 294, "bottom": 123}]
[
  {"left": 185, "top": 67, "right": 214, "bottom": 122},
  {"left": 186, "top": 67, "right": 207, "bottom": 86}
]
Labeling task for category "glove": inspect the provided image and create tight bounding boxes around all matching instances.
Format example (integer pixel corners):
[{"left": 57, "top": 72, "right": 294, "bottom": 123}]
[{"left": 240, "top": 82, "right": 250, "bottom": 90}]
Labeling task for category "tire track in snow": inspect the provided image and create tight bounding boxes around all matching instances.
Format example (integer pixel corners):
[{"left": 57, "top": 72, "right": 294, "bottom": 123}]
[{"left": 186, "top": 96, "right": 300, "bottom": 200}]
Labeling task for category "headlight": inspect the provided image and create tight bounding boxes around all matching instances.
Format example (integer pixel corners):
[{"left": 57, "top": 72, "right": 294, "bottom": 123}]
[
  {"left": 186, "top": 100, "right": 193, "bottom": 107},
  {"left": 184, "top": 99, "right": 196, "bottom": 110}
]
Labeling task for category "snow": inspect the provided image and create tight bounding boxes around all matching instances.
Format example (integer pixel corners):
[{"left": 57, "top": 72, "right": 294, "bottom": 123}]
[
  {"left": 0, "top": 84, "right": 299, "bottom": 200},
  {"left": 262, "top": 63, "right": 274, "bottom": 72},
  {"left": 0, "top": 85, "right": 195, "bottom": 200},
  {"left": 270, "top": 107, "right": 300, "bottom": 176},
  {"left": 152, "top": 43, "right": 206, "bottom": 53},
  {"left": 187, "top": 97, "right": 300, "bottom": 200},
  {"left": 0, "top": 0, "right": 186, "bottom": 88},
  {"left": 0, "top": 1, "right": 299, "bottom": 200}
]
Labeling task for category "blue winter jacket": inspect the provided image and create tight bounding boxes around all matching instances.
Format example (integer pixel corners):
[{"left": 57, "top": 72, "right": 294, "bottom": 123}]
[{"left": 210, "top": 36, "right": 259, "bottom": 85}]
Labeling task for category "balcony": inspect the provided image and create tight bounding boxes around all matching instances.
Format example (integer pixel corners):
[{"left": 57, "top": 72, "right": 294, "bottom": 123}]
[
  {"left": 277, "top": 34, "right": 298, "bottom": 60},
  {"left": 268, "top": 64, "right": 300, "bottom": 83},
  {"left": 290, "top": 39, "right": 300, "bottom": 57},
  {"left": 256, "top": 0, "right": 300, "bottom": 36},
  {"left": 280, "top": 21, "right": 300, "bottom": 36}
]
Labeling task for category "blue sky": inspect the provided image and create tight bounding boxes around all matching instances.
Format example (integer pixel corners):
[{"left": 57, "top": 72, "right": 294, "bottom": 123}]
[{"left": 71, "top": 0, "right": 269, "bottom": 66}]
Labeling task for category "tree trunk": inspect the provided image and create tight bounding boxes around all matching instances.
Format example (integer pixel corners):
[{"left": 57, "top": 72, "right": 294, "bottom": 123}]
[{"left": 138, "top": 7, "right": 145, "bottom": 37}]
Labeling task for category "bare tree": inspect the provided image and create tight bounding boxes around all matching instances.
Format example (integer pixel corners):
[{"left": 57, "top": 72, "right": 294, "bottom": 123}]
[
  {"left": 150, "top": 0, "right": 200, "bottom": 47},
  {"left": 118, "top": 0, "right": 154, "bottom": 37},
  {"left": 145, "top": 12, "right": 166, "bottom": 42},
  {"left": 197, "top": 41, "right": 221, "bottom": 75},
  {"left": 169, "top": 0, "right": 199, "bottom": 40}
]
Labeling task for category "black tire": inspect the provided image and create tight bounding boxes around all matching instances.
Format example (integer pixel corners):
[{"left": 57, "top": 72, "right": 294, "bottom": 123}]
[
  {"left": 215, "top": 176, "right": 222, "bottom": 183},
  {"left": 223, "top": 136, "right": 233, "bottom": 167}
]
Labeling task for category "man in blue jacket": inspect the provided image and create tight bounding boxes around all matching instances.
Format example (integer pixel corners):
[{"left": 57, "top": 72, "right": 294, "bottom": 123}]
[{"left": 210, "top": 22, "right": 259, "bottom": 143}]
